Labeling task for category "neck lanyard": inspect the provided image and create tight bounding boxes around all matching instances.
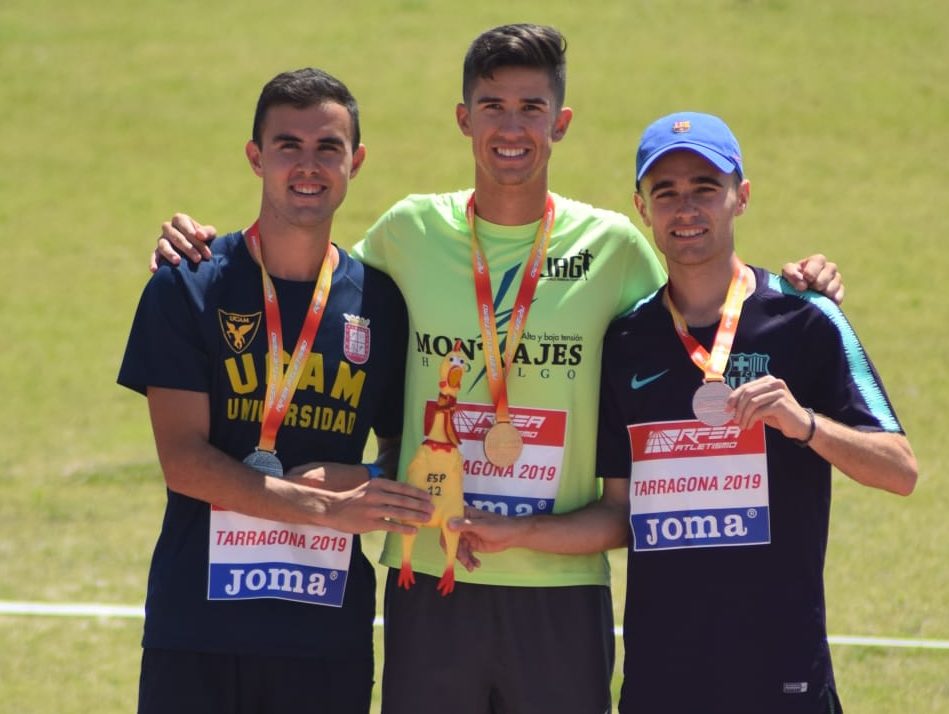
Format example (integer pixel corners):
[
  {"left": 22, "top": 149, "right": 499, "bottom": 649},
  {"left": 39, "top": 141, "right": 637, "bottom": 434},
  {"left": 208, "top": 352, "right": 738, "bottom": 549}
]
[
  {"left": 666, "top": 262, "right": 750, "bottom": 382},
  {"left": 466, "top": 193, "right": 555, "bottom": 424},
  {"left": 244, "top": 221, "right": 335, "bottom": 453}
]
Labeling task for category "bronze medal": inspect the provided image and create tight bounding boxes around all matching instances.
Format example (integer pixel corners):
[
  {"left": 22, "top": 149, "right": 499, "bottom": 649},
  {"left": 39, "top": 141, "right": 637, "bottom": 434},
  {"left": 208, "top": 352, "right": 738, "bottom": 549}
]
[
  {"left": 243, "top": 448, "right": 284, "bottom": 478},
  {"left": 692, "top": 381, "right": 733, "bottom": 427},
  {"left": 483, "top": 421, "right": 523, "bottom": 468}
]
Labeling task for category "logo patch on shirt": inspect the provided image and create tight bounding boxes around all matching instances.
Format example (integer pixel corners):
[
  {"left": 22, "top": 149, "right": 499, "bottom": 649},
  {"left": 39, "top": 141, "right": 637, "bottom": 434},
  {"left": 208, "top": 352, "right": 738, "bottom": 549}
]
[
  {"left": 783, "top": 682, "right": 809, "bottom": 694},
  {"left": 725, "top": 352, "right": 771, "bottom": 388},
  {"left": 541, "top": 249, "right": 595, "bottom": 282},
  {"left": 218, "top": 310, "right": 262, "bottom": 354},
  {"left": 642, "top": 424, "right": 742, "bottom": 455},
  {"left": 631, "top": 369, "right": 669, "bottom": 390},
  {"left": 343, "top": 314, "right": 371, "bottom": 364}
]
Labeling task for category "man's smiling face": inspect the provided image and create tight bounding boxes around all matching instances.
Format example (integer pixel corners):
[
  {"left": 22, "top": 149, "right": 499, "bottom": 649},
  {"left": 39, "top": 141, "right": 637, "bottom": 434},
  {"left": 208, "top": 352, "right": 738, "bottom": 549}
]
[
  {"left": 456, "top": 66, "right": 571, "bottom": 194},
  {"left": 246, "top": 101, "right": 365, "bottom": 232}
]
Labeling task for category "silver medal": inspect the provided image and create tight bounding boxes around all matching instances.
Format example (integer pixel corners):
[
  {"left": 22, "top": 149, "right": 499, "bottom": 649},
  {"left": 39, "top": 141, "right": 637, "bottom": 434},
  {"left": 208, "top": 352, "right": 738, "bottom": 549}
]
[
  {"left": 243, "top": 449, "right": 284, "bottom": 477},
  {"left": 692, "top": 381, "right": 734, "bottom": 427}
]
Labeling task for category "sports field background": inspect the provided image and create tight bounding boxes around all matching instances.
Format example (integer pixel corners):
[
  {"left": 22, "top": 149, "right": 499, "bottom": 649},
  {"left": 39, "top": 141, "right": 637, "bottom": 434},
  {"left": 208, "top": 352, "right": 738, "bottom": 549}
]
[{"left": 1, "top": 1, "right": 946, "bottom": 712}]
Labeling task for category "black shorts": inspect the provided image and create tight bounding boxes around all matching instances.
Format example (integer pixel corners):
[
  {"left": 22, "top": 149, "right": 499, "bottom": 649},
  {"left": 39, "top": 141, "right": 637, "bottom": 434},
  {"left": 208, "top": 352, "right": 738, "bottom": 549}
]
[
  {"left": 618, "top": 670, "right": 845, "bottom": 714},
  {"left": 381, "top": 569, "right": 614, "bottom": 714},
  {"left": 138, "top": 648, "right": 373, "bottom": 714}
]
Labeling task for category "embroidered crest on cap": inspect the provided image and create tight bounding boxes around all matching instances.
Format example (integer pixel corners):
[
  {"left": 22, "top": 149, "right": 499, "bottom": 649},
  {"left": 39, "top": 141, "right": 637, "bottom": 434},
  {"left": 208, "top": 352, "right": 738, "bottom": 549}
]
[
  {"left": 343, "top": 313, "right": 371, "bottom": 364},
  {"left": 672, "top": 120, "right": 691, "bottom": 134},
  {"left": 218, "top": 310, "right": 262, "bottom": 354}
]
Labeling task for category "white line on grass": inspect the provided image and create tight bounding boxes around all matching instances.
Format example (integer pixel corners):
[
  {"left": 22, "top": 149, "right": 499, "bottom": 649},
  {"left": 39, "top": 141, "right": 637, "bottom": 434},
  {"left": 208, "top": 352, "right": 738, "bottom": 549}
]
[
  {"left": 0, "top": 601, "right": 145, "bottom": 618},
  {"left": 2, "top": 600, "right": 947, "bottom": 650},
  {"left": 826, "top": 634, "right": 949, "bottom": 650}
]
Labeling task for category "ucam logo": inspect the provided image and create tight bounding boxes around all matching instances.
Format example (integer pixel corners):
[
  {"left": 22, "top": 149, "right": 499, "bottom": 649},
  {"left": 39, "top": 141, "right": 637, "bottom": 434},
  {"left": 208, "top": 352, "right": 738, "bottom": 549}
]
[{"left": 632, "top": 507, "right": 770, "bottom": 551}]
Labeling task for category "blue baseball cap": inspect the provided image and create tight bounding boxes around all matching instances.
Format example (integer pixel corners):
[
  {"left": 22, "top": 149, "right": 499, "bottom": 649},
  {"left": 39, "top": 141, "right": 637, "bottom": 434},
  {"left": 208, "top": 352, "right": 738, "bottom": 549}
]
[{"left": 635, "top": 112, "right": 743, "bottom": 186}]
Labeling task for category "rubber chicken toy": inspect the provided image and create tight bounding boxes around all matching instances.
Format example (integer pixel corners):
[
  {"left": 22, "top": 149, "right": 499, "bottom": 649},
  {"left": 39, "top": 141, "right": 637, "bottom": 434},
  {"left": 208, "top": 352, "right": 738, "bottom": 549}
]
[{"left": 398, "top": 340, "right": 467, "bottom": 596}]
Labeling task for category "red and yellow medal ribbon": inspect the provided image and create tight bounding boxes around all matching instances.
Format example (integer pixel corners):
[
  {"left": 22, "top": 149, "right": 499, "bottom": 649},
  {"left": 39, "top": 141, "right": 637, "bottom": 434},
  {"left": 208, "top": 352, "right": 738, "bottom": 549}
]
[
  {"left": 667, "top": 262, "right": 750, "bottom": 382},
  {"left": 244, "top": 221, "right": 334, "bottom": 452},
  {"left": 466, "top": 193, "right": 555, "bottom": 424}
]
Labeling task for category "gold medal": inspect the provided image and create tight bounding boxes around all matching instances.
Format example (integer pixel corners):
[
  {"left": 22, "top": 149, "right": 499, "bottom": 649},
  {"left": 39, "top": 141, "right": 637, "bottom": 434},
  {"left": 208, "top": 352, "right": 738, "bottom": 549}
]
[
  {"left": 467, "top": 195, "right": 555, "bottom": 472},
  {"left": 483, "top": 421, "right": 523, "bottom": 468},
  {"left": 692, "top": 381, "right": 733, "bottom": 427}
]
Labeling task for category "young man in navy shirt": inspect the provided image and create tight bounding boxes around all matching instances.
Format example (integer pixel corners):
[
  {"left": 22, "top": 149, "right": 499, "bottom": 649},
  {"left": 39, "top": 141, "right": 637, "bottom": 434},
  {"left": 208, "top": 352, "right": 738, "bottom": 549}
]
[
  {"left": 119, "top": 68, "right": 432, "bottom": 714},
  {"left": 595, "top": 111, "right": 917, "bottom": 713}
]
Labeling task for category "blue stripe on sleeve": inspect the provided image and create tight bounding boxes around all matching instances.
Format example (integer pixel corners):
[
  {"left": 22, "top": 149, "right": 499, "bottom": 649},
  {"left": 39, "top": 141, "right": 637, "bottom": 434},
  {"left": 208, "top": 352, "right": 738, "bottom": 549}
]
[
  {"left": 618, "top": 287, "right": 663, "bottom": 320},
  {"left": 768, "top": 274, "right": 900, "bottom": 431}
]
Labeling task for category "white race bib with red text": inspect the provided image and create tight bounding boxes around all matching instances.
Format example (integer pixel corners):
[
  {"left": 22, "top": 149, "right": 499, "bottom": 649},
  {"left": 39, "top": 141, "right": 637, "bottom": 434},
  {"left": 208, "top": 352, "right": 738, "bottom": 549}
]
[
  {"left": 627, "top": 419, "right": 770, "bottom": 551},
  {"left": 208, "top": 507, "right": 352, "bottom": 606},
  {"left": 428, "top": 400, "right": 567, "bottom": 517}
]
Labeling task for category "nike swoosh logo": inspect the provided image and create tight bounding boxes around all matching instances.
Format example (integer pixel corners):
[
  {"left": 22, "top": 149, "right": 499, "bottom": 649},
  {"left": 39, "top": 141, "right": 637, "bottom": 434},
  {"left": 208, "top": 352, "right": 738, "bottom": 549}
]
[{"left": 630, "top": 370, "right": 670, "bottom": 390}]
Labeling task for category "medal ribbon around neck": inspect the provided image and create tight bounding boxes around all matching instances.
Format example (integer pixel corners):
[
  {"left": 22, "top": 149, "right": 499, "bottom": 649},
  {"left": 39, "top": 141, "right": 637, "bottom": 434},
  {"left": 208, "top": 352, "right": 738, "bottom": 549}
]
[
  {"left": 667, "top": 262, "right": 750, "bottom": 382},
  {"left": 244, "top": 221, "right": 335, "bottom": 453},
  {"left": 466, "top": 193, "right": 555, "bottom": 425}
]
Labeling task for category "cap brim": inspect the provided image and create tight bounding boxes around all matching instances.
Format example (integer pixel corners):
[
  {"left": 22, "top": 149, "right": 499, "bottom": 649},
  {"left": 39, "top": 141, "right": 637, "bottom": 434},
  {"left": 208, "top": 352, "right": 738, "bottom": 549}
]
[{"left": 637, "top": 143, "right": 739, "bottom": 183}]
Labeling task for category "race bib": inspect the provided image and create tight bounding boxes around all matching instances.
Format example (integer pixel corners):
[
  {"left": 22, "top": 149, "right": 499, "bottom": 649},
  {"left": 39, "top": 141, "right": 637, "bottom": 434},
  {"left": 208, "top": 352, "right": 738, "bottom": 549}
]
[
  {"left": 430, "top": 401, "right": 567, "bottom": 517},
  {"left": 208, "top": 507, "right": 352, "bottom": 606},
  {"left": 627, "top": 419, "right": 770, "bottom": 551}
]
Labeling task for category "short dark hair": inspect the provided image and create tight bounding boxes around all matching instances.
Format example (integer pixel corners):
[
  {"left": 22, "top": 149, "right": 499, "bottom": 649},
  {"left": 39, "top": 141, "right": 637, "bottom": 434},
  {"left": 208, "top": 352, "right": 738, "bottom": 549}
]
[
  {"left": 462, "top": 24, "right": 567, "bottom": 108},
  {"left": 251, "top": 68, "right": 361, "bottom": 151}
]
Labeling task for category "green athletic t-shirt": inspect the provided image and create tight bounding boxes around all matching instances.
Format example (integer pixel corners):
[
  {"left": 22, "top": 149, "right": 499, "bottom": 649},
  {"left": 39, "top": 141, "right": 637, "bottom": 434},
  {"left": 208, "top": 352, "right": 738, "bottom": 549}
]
[{"left": 353, "top": 191, "right": 665, "bottom": 586}]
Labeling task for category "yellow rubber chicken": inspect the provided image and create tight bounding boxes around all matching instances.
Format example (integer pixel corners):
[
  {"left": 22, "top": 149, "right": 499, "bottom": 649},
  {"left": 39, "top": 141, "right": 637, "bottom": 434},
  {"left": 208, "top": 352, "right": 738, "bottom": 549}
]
[{"left": 398, "top": 340, "right": 467, "bottom": 596}]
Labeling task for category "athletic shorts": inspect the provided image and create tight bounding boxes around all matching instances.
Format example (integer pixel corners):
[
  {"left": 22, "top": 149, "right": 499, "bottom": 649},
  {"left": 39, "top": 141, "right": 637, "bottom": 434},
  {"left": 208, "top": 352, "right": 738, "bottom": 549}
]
[
  {"left": 381, "top": 569, "right": 615, "bottom": 714},
  {"left": 618, "top": 673, "right": 844, "bottom": 714},
  {"left": 138, "top": 648, "right": 373, "bottom": 714}
]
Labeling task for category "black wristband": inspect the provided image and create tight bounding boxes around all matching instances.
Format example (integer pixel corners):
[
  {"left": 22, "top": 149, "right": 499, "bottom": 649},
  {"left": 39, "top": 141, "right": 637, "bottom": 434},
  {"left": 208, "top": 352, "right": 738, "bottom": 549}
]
[{"left": 793, "top": 408, "right": 816, "bottom": 447}]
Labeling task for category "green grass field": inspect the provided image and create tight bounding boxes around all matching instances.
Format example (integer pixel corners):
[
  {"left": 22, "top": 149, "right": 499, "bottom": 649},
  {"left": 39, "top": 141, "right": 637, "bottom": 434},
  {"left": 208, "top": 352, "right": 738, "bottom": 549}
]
[{"left": 1, "top": 0, "right": 947, "bottom": 712}]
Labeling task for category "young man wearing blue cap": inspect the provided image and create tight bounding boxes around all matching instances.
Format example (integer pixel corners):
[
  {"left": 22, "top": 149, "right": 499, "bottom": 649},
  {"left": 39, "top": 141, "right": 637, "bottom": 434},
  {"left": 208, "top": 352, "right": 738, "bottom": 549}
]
[{"left": 592, "top": 111, "right": 917, "bottom": 712}]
